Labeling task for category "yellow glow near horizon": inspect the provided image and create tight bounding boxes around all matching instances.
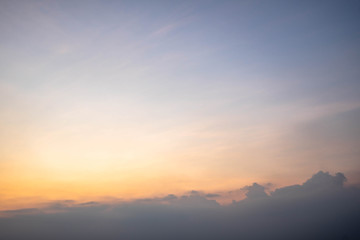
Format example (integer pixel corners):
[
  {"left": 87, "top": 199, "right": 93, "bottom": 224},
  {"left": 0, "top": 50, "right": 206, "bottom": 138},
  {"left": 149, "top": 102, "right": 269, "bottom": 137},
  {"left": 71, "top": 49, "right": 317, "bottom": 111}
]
[{"left": 1, "top": 0, "right": 359, "bottom": 212}]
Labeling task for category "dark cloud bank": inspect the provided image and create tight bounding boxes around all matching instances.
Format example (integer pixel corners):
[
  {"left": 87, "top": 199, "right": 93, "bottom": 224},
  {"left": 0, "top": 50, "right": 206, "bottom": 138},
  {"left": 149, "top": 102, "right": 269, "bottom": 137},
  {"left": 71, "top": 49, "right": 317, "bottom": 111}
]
[{"left": 1, "top": 171, "right": 359, "bottom": 240}]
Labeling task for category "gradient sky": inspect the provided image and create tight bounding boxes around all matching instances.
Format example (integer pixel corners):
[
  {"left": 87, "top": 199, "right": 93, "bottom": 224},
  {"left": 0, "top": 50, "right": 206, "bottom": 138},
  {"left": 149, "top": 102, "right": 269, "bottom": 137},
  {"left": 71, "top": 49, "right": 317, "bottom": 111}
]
[{"left": 1, "top": 0, "right": 360, "bottom": 210}]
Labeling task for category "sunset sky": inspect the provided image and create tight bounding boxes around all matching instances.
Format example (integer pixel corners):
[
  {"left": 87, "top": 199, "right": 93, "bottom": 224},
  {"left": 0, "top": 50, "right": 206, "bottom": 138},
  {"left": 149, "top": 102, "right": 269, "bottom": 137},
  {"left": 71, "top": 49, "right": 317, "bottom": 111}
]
[{"left": 1, "top": 0, "right": 360, "bottom": 210}]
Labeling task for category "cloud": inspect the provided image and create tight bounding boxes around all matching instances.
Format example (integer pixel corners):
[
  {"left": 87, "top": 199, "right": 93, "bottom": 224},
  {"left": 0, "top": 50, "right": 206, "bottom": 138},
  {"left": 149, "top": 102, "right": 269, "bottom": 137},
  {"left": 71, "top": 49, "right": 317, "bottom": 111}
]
[
  {"left": 272, "top": 171, "right": 347, "bottom": 197},
  {"left": 0, "top": 171, "right": 359, "bottom": 240},
  {"left": 0, "top": 208, "right": 42, "bottom": 217},
  {"left": 161, "top": 194, "right": 177, "bottom": 201},
  {"left": 205, "top": 193, "right": 220, "bottom": 198},
  {"left": 242, "top": 182, "right": 269, "bottom": 200},
  {"left": 302, "top": 171, "right": 346, "bottom": 189},
  {"left": 151, "top": 23, "right": 177, "bottom": 37}
]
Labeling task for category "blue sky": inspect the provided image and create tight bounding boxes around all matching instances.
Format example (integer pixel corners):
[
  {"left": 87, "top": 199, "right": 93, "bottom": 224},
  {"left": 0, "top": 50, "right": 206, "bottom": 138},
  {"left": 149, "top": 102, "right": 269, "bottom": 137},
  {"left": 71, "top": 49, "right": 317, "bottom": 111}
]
[{"left": 0, "top": 0, "right": 360, "bottom": 207}]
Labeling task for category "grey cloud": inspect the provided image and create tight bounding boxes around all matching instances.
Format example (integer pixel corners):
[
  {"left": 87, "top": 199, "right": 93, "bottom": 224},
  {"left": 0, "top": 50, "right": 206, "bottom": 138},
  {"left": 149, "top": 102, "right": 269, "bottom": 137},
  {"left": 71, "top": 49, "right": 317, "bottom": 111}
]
[
  {"left": 78, "top": 201, "right": 99, "bottom": 206},
  {"left": 1, "top": 171, "right": 359, "bottom": 240},
  {"left": 189, "top": 190, "right": 201, "bottom": 195},
  {"left": 205, "top": 193, "right": 220, "bottom": 198},
  {"left": 161, "top": 194, "right": 177, "bottom": 201},
  {"left": 272, "top": 171, "right": 347, "bottom": 198},
  {"left": 0, "top": 208, "right": 43, "bottom": 217},
  {"left": 242, "top": 183, "right": 269, "bottom": 200},
  {"left": 302, "top": 171, "right": 346, "bottom": 189}
]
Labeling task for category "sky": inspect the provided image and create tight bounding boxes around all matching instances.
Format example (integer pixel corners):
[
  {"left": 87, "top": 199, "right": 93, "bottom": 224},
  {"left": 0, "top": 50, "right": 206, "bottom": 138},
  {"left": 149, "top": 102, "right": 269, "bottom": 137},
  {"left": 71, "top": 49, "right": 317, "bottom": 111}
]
[{"left": 1, "top": 0, "right": 360, "bottom": 212}]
